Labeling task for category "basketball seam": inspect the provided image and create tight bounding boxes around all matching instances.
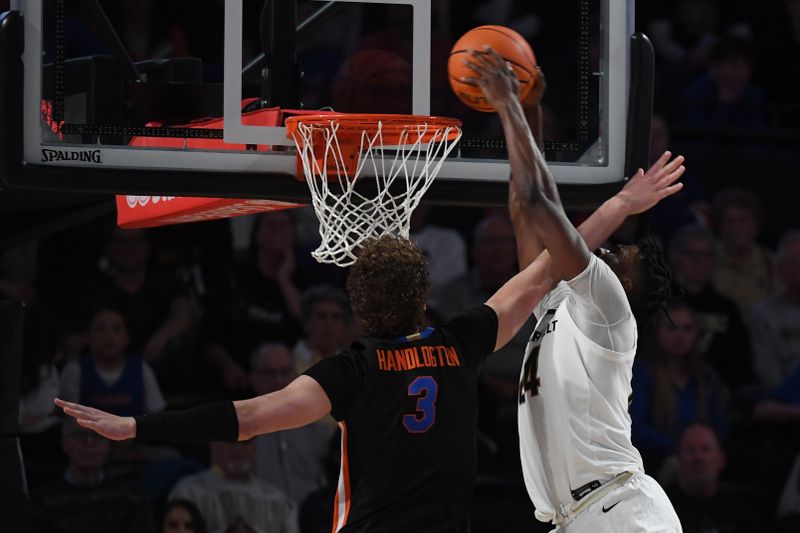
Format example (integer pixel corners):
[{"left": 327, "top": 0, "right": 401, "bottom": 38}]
[
  {"left": 449, "top": 51, "right": 535, "bottom": 78},
  {"left": 475, "top": 26, "right": 536, "bottom": 64},
  {"left": 448, "top": 74, "right": 531, "bottom": 86}
]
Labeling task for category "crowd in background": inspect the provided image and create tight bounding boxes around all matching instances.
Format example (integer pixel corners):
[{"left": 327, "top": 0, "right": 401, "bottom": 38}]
[{"left": 2, "top": 0, "right": 800, "bottom": 532}]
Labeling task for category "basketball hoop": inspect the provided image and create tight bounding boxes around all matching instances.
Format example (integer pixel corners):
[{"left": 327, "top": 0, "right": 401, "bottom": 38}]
[{"left": 285, "top": 114, "right": 462, "bottom": 267}]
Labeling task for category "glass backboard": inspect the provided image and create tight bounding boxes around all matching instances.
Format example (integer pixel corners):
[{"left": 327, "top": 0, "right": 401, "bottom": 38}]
[{"left": 9, "top": 0, "right": 643, "bottom": 204}]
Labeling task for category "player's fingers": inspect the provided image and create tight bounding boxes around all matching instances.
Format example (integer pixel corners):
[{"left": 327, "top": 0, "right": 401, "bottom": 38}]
[
  {"left": 458, "top": 76, "right": 481, "bottom": 86},
  {"left": 462, "top": 57, "right": 487, "bottom": 75},
  {"left": 660, "top": 154, "right": 685, "bottom": 176},
  {"left": 56, "top": 399, "right": 92, "bottom": 416},
  {"left": 75, "top": 418, "right": 101, "bottom": 433},
  {"left": 649, "top": 150, "right": 671, "bottom": 173},
  {"left": 659, "top": 182, "right": 684, "bottom": 198},
  {"left": 62, "top": 405, "right": 97, "bottom": 421},
  {"left": 663, "top": 165, "right": 686, "bottom": 183},
  {"left": 482, "top": 45, "right": 506, "bottom": 66},
  {"left": 659, "top": 165, "right": 686, "bottom": 186},
  {"left": 505, "top": 61, "right": 518, "bottom": 77}
]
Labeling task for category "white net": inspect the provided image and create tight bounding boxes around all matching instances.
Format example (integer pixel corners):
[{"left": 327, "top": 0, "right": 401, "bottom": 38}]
[{"left": 288, "top": 115, "right": 462, "bottom": 267}]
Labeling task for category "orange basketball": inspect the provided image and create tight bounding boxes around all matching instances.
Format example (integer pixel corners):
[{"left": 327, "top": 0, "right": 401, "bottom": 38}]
[{"left": 448, "top": 25, "right": 537, "bottom": 112}]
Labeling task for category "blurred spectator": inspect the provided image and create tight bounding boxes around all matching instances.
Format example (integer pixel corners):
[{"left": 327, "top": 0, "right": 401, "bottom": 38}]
[
  {"left": 711, "top": 188, "right": 778, "bottom": 318},
  {"left": 249, "top": 342, "right": 333, "bottom": 505},
  {"left": 666, "top": 424, "right": 764, "bottom": 533},
  {"left": 645, "top": 113, "right": 709, "bottom": 244},
  {"left": 74, "top": 227, "right": 195, "bottom": 394},
  {"left": 752, "top": 364, "right": 800, "bottom": 424},
  {"left": 59, "top": 304, "right": 166, "bottom": 416},
  {"left": 410, "top": 204, "right": 468, "bottom": 291},
  {"left": 432, "top": 213, "right": 534, "bottom": 392},
  {"left": 668, "top": 223, "right": 754, "bottom": 388},
  {"left": 17, "top": 304, "right": 64, "bottom": 488},
  {"left": 30, "top": 417, "right": 156, "bottom": 533},
  {"left": 293, "top": 285, "right": 350, "bottom": 375},
  {"left": 755, "top": 0, "right": 800, "bottom": 128},
  {"left": 431, "top": 212, "right": 535, "bottom": 473},
  {"left": 169, "top": 440, "right": 299, "bottom": 533},
  {"left": 298, "top": 429, "right": 341, "bottom": 533},
  {"left": 777, "top": 454, "right": 800, "bottom": 531},
  {"left": 0, "top": 240, "right": 38, "bottom": 302},
  {"left": 684, "top": 34, "right": 766, "bottom": 129},
  {"left": 18, "top": 304, "right": 61, "bottom": 433},
  {"left": 747, "top": 347, "right": 800, "bottom": 506},
  {"left": 631, "top": 301, "right": 728, "bottom": 471},
  {"left": 161, "top": 499, "right": 208, "bottom": 533},
  {"left": 201, "top": 211, "right": 304, "bottom": 394},
  {"left": 644, "top": 0, "right": 718, "bottom": 70},
  {"left": 749, "top": 230, "right": 800, "bottom": 388}
]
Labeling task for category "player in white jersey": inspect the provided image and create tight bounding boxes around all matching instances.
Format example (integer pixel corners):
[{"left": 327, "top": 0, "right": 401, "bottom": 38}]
[{"left": 462, "top": 48, "right": 684, "bottom": 531}]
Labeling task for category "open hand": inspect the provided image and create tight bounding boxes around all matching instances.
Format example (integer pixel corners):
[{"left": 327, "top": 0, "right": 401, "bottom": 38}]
[
  {"left": 615, "top": 151, "right": 685, "bottom": 215},
  {"left": 55, "top": 398, "right": 136, "bottom": 441},
  {"left": 459, "top": 46, "right": 520, "bottom": 110}
]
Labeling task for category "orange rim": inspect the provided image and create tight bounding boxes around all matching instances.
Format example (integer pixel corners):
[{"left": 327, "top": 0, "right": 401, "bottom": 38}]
[{"left": 285, "top": 113, "right": 462, "bottom": 144}]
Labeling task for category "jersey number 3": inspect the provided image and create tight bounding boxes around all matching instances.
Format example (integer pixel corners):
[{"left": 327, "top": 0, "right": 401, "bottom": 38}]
[{"left": 403, "top": 376, "right": 438, "bottom": 433}]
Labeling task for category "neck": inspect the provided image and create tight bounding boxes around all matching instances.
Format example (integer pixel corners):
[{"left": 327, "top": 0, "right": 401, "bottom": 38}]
[
  {"left": 667, "top": 359, "right": 688, "bottom": 382},
  {"left": 113, "top": 268, "right": 146, "bottom": 293},
  {"left": 65, "top": 465, "right": 104, "bottom": 487},
  {"left": 93, "top": 355, "right": 124, "bottom": 372},
  {"left": 680, "top": 477, "right": 718, "bottom": 499},
  {"left": 312, "top": 341, "right": 338, "bottom": 359}
]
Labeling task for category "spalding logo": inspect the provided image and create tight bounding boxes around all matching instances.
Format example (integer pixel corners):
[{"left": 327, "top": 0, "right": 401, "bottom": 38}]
[
  {"left": 41, "top": 149, "right": 102, "bottom": 163},
  {"left": 125, "top": 196, "right": 176, "bottom": 208}
]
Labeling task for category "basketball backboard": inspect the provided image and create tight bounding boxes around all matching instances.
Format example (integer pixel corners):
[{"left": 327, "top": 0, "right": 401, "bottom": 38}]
[{"left": 3, "top": 0, "right": 650, "bottom": 207}]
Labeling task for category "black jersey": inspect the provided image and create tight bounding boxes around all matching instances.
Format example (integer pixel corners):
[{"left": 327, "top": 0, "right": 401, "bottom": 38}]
[{"left": 304, "top": 305, "right": 498, "bottom": 533}]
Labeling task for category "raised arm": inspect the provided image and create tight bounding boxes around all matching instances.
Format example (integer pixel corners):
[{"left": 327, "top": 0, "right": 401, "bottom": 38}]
[
  {"left": 464, "top": 47, "right": 683, "bottom": 279},
  {"left": 486, "top": 156, "right": 685, "bottom": 350},
  {"left": 465, "top": 48, "right": 684, "bottom": 349}
]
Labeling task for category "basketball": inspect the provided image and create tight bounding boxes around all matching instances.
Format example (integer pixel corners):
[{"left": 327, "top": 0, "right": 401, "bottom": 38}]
[{"left": 448, "top": 25, "right": 537, "bottom": 112}]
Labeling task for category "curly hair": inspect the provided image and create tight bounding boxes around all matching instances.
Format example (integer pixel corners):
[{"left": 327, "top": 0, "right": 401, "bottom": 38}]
[
  {"left": 634, "top": 235, "right": 675, "bottom": 329},
  {"left": 347, "top": 235, "right": 430, "bottom": 337}
]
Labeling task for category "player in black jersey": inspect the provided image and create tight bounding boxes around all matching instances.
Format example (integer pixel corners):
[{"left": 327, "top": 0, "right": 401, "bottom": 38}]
[{"left": 56, "top": 84, "right": 685, "bottom": 533}]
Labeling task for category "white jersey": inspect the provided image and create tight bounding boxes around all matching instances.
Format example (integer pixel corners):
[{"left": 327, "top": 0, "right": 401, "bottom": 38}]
[{"left": 518, "top": 255, "right": 644, "bottom": 523}]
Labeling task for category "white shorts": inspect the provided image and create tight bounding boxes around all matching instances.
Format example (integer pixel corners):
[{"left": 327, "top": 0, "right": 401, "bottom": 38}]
[{"left": 552, "top": 473, "right": 682, "bottom": 533}]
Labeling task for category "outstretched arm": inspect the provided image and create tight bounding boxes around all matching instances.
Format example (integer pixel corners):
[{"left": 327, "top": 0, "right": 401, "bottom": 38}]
[{"left": 55, "top": 375, "right": 332, "bottom": 442}]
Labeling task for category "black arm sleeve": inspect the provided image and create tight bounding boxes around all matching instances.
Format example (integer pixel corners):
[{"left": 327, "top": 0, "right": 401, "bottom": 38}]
[
  {"left": 134, "top": 401, "right": 239, "bottom": 442},
  {"left": 445, "top": 304, "right": 498, "bottom": 361}
]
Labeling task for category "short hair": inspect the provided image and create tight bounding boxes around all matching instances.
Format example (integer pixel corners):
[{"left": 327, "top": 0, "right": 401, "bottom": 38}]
[
  {"left": 677, "top": 422, "right": 723, "bottom": 452},
  {"left": 710, "top": 34, "right": 754, "bottom": 65},
  {"left": 710, "top": 187, "right": 763, "bottom": 231},
  {"left": 84, "top": 301, "right": 128, "bottom": 332},
  {"left": 160, "top": 500, "right": 208, "bottom": 533},
  {"left": 249, "top": 342, "right": 293, "bottom": 371},
  {"left": 668, "top": 223, "right": 714, "bottom": 266},
  {"left": 347, "top": 236, "right": 430, "bottom": 337},
  {"left": 301, "top": 284, "right": 350, "bottom": 323}
]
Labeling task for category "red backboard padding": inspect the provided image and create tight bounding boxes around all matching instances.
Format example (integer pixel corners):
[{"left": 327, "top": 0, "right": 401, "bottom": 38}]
[{"left": 116, "top": 103, "right": 325, "bottom": 228}]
